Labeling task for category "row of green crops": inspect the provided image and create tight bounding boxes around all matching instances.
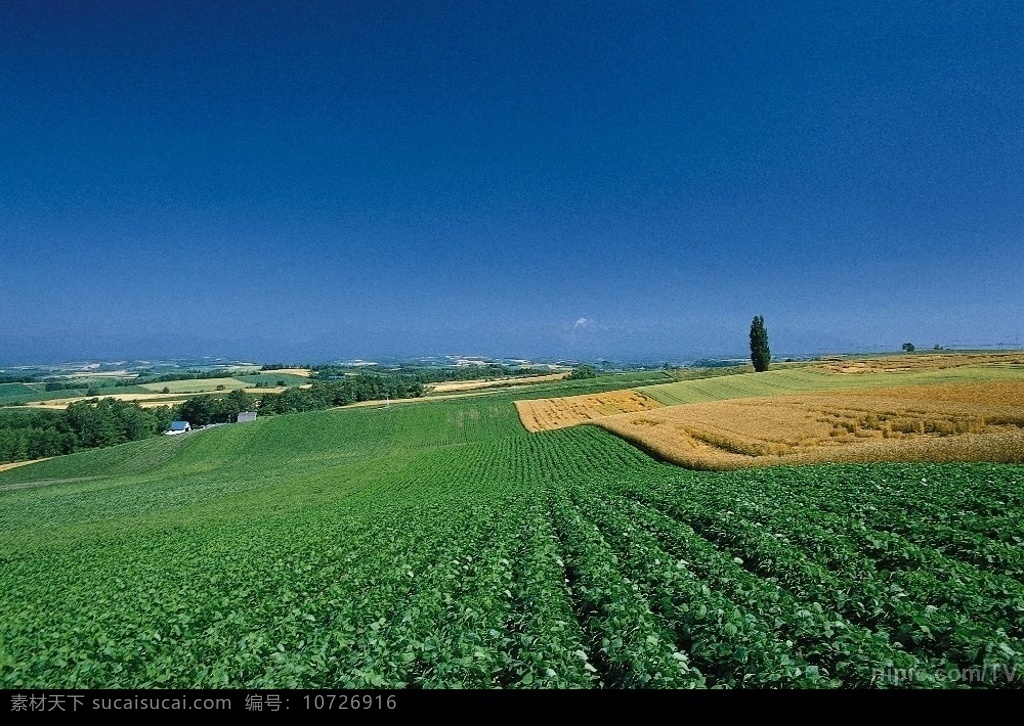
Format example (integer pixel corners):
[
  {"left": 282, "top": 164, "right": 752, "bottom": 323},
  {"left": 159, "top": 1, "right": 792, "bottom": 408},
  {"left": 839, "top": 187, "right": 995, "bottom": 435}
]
[{"left": 1, "top": 385, "right": 1021, "bottom": 688}]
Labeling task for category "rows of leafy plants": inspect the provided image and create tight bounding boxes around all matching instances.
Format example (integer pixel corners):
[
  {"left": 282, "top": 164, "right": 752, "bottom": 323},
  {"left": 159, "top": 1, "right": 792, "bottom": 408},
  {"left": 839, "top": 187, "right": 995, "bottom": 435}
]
[
  {"left": 600, "top": 463, "right": 1022, "bottom": 687},
  {"left": 2, "top": 393, "right": 1023, "bottom": 689}
]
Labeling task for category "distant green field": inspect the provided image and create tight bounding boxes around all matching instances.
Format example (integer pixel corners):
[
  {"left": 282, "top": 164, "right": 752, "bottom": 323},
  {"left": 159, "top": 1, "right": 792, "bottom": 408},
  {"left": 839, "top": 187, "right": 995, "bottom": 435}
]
[
  {"left": 2, "top": 375, "right": 1021, "bottom": 689},
  {"left": 642, "top": 364, "right": 1024, "bottom": 406},
  {"left": 138, "top": 377, "right": 252, "bottom": 394},
  {"left": 236, "top": 372, "right": 309, "bottom": 387},
  {"left": 0, "top": 383, "right": 89, "bottom": 405},
  {"left": 0, "top": 383, "right": 40, "bottom": 403},
  {"left": 98, "top": 384, "right": 151, "bottom": 395}
]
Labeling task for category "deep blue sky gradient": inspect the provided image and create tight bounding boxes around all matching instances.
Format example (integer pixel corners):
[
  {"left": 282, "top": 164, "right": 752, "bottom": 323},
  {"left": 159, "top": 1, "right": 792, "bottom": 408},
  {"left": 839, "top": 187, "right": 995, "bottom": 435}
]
[{"left": 2, "top": 1, "right": 1022, "bottom": 362}]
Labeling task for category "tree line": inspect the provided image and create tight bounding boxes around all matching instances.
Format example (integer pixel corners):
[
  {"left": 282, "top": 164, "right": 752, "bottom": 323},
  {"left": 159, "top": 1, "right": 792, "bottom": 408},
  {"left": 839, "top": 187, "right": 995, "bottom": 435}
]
[
  {"left": 259, "top": 375, "right": 423, "bottom": 415},
  {"left": 0, "top": 400, "right": 174, "bottom": 464}
]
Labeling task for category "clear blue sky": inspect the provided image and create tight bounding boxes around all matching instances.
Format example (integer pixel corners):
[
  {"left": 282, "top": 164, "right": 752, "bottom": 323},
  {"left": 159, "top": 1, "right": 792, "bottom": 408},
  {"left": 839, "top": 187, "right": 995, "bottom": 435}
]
[{"left": 2, "top": 1, "right": 1022, "bottom": 363}]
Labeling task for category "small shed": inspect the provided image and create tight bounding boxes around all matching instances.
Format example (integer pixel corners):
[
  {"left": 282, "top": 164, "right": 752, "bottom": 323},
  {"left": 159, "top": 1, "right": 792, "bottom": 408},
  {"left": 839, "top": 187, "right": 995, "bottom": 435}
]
[
  {"left": 166, "top": 421, "right": 191, "bottom": 435},
  {"left": 237, "top": 411, "right": 257, "bottom": 423}
]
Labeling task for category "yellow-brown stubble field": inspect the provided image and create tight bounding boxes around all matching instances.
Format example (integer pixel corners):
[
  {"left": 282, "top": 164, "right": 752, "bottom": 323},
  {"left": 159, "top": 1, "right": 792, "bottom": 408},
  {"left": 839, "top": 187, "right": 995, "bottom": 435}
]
[
  {"left": 593, "top": 380, "right": 1024, "bottom": 470},
  {"left": 814, "top": 352, "right": 1024, "bottom": 375},
  {"left": 514, "top": 390, "right": 664, "bottom": 432}
]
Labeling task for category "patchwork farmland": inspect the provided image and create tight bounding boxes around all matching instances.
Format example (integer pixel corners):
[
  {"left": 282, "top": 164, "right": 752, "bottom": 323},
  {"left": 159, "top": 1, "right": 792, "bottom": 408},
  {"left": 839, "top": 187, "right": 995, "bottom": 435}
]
[{"left": 2, "top": 358, "right": 1023, "bottom": 689}]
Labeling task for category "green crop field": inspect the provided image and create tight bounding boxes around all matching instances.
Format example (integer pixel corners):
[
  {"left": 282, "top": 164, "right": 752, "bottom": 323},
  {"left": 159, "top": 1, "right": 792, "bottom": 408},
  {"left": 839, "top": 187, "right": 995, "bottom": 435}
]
[
  {"left": 1, "top": 381, "right": 1021, "bottom": 689},
  {"left": 0, "top": 383, "right": 41, "bottom": 403},
  {"left": 642, "top": 364, "right": 1024, "bottom": 406},
  {"left": 0, "top": 383, "right": 88, "bottom": 405},
  {"left": 236, "top": 373, "right": 310, "bottom": 387},
  {"left": 138, "top": 377, "right": 253, "bottom": 394}
]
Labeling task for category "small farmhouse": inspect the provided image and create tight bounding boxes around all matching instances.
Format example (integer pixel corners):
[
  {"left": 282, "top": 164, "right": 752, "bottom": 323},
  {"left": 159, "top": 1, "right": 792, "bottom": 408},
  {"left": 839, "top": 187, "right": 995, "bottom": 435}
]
[
  {"left": 237, "top": 411, "right": 257, "bottom": 423},
  {"left": 165, "top": 421, "right": 191, "bottom": 435}
]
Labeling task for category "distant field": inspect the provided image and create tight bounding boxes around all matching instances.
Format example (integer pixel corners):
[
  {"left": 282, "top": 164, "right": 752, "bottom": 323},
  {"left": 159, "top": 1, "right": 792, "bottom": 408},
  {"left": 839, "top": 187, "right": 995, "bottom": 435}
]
[
  {"left": 18, "top": 390, "right": 255, "bottom": 411},
  {"left": 21, "top": 392, "right": 191, "bottom": 409},
  {"left": 517, "top": 361, "right": 1024, "bottom": 429},
  {"left": 0, "top": 383, "right": 45, "bottom": 403},
  {"left": 642, "top": 361, "right": 1024, "bottom": 406},
  {"left": 515, "top": 390, "right": 663, "bottom": 432},
  {"left": 516, "top": 355, "right": 1024, "bottom": 470},
  {"left": 138, "top": 377, "right": 252, "bottom": 394},
  {"left": 815, "top": 352, "right": 1024, "bottom": 374},
  {"left": 428, "top": 372, "right": 567, "bottom": 394},
  {"left": 0, "top": 383, "right": 161, "bottom": 406},
  {"left": 257, "top": 368, "right": 311, "bottom": 377},
  {"left": 236, "top": 372, "right": 310, "bottom": 387},
  {"left": 597, "top": 381, "right": 1024, "bottom": 470},
  {"left": 0, "top": 383, "right": 88, "bottom": 405}
]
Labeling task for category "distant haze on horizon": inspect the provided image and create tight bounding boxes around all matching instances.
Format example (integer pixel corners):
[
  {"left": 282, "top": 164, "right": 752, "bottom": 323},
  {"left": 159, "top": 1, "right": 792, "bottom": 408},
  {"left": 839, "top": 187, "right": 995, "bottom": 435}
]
[{"left": 2, "top": 1, "right": 1022, "bottom": 365}]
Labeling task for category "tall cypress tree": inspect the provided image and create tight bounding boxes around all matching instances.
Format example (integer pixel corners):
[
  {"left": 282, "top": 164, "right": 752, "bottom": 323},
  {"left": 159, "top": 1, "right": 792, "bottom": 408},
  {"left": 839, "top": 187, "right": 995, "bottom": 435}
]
[{"left": 750, "top": 315, "right": 771, "bottom": 372}]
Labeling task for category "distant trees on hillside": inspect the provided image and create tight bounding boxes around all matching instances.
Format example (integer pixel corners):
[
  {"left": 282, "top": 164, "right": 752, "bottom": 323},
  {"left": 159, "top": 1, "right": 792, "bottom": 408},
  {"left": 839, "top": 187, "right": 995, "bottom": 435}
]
[
  {"left": 177, "top": 389, "right": 254, "bottom": 426},
  {"left": 257, "top": 375, "right": 422, "bottom": 416},
  {"left": 261, "top": 363, "right": 307, "bottom": 371},
  {"left": 0, "top": 400, "right": 173, "bottom": 464},
  {"left": 566, "top": 365, "right": 597, "bottom": 380}
]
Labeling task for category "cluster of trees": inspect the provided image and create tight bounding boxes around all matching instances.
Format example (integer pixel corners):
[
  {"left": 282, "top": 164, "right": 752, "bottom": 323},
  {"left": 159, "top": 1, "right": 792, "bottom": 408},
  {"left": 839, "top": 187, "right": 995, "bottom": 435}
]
[
  {"left": 170, "top": 373, "right": 423, "bottom": 422},
  {"left": 176, "top": 389, "right": 254, "bottom": 426},
  {"left": 250, "top": 380, "right": 289, "bottom": 388},
  {"left": 258, "top": 375, "right": 423, "bottom": 415},
  {"left": 0, "top": 375, "right": 39, "bottom": 384},
  {"left": 566, "top": 365, "right": 597, "bottom": 380},
  {"left": 0, "top": 400, "right": 174, "bottom": 464}
]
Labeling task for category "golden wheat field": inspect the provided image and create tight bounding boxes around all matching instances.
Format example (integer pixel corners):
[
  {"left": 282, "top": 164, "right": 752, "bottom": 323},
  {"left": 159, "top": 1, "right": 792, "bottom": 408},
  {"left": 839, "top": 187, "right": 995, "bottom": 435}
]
[
  {"left": 593, "top": 380, "right": 1024, "bottom": 470},
  {"left": 514, "top": 390, "right": 664, "bottom": 432},
  {"left": 815, "top": 352, "right": 1024, "bottom": 374},
  {"left": 259, "top": 368, "right": 312, "bottom": 377}
]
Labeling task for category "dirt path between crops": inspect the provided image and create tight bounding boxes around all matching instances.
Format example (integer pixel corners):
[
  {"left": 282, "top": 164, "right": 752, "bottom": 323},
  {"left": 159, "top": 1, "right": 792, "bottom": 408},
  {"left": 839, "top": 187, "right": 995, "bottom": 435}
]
[{"left": 0, "top": 457, "right": 53, "bottom": 473}]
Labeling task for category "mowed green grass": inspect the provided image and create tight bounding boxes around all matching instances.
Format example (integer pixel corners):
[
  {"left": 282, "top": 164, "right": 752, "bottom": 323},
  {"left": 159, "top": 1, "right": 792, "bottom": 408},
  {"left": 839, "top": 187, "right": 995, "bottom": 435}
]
[
  {"left": 1, "top": 378, "right": 1022, "bottom": 689},
  {"left": 642, "top": 363, "right": 1024, "bottom": 406},
  {"left": 138, "top": 377, "right": 253, "bottom": 394}
]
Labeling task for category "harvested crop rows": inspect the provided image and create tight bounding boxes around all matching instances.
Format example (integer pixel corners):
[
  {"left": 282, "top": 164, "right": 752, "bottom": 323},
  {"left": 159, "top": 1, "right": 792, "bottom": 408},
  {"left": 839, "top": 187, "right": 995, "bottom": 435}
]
[
  {"left": 515, "top": 390, "right": 663, "bottom": 432},
  {"left": 2, "top": 388, "right": 1021, "bottom": 689},
  {"left": 596, "top": 381, "right": 1024, "bottom": 470}
]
